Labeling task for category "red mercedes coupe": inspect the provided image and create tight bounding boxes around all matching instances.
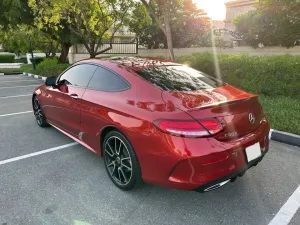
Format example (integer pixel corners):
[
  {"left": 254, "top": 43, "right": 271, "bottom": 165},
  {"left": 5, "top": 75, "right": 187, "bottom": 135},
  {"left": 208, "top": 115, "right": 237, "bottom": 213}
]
[{"left": 32, "top": 57, "right": 270, "bottom": 192}]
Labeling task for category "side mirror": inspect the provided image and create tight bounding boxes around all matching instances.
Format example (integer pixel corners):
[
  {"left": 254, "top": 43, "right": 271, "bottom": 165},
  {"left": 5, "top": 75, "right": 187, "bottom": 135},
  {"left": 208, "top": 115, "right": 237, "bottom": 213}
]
[{"left": 45, "top": 76, "right": 57, "bottom": 86}]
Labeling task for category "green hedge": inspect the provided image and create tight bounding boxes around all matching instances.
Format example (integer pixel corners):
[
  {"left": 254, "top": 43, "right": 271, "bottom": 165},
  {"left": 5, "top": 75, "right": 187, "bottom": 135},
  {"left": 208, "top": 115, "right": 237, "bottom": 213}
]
[
  {"left": 30, "top": 57, "right": 45, "bottom": 65},
  {"left": 14, "top": 58, "right": 28, "bottom": 64},
  {"left": 0, "top": 57, "right": 69, "bottom": 77},
  {"left": 35, "top": 57, "right": 69, "bottom": 77},
  {"left": 37, "top": 64, "right": 69, "bottom": 77},
  {"left": 0, "top": 54, "right": 15, "bottom": 63},
  {"left": 177, "top": 53, "right": 300, "bottom": 99}
]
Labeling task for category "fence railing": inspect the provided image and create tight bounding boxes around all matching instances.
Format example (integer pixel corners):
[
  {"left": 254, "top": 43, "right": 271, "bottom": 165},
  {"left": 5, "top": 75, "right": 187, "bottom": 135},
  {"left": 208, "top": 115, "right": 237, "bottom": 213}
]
[{"left": 74, "top": 39, "right": 138, "bottom": 55}]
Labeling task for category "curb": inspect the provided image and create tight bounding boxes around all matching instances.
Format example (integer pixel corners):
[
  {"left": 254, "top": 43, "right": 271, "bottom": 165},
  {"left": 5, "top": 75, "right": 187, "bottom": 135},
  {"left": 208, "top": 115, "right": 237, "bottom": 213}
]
[
  {"left": 269, "top": 129, "right": 300, "bottom": 148},
  {"left": 21, "top": 72, "right": 300, "bottom": 149},
  {"left": 23, "top": 72, "right": 47, "bottom": 81},
  {"left": 0, "top": 72, "right": 24, "bottom": 75}
]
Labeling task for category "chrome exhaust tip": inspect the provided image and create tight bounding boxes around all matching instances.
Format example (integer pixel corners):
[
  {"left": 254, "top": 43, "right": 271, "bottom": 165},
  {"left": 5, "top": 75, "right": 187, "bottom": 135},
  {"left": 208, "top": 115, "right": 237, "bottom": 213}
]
[{"left": 204, "top": 179, "right": 231, "bottom": 192}]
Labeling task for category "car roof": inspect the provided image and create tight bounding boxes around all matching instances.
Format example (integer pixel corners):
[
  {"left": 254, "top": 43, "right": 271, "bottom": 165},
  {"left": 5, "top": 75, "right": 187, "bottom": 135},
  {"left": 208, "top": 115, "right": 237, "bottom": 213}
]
[{"left": 79, "top": 56, "right": 181, "bottom": 71}]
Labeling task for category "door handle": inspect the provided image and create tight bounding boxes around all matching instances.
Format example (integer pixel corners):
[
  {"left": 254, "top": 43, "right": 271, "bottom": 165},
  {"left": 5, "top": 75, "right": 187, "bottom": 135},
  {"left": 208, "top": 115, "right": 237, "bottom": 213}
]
[{"left": 70, "top": 94, "right": 79, "bottom": 99}]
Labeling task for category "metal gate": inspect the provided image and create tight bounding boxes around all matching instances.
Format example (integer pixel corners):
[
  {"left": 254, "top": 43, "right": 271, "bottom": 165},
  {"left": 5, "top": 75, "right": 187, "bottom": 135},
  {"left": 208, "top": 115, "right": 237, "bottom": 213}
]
[{"left": 100, "top": 39, "right": 138, "bottom": 55}]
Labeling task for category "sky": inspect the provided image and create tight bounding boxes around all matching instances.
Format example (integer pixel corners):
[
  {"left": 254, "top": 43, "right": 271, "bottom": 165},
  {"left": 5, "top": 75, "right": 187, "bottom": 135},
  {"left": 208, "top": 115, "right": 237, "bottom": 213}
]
[{"left": 193, "top": 0, "right": 229, "bottom": 20}]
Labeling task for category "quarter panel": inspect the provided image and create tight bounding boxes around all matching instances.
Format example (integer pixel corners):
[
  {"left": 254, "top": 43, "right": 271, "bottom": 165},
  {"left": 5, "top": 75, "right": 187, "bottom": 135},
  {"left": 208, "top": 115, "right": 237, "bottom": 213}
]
[{"left": 79, "top": 81, "right": 194, "bottom": 163}]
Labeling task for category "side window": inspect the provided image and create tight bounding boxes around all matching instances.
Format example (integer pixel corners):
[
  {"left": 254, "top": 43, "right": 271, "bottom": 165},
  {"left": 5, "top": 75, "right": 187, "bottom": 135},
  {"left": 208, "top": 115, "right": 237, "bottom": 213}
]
[
  {"left": 87, "top": 67, "right": 130, "bottom": 92},
  {"left": 58, "top": 64, "right": 97, "bottom": 87}
]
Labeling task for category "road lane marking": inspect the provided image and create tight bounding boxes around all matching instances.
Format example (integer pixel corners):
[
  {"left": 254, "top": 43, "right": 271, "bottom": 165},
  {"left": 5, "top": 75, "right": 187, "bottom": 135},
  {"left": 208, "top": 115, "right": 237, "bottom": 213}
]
[
  {"left": 0, "top": 76, "right": 26, "bottom": 79},
  {"left": 0, "top": 80, "right": 41, "bottom": 83},
  {"left": 0, "top": 85, "right": 38, "bottom": 89},
  {"left": 0, "top": 94, "right": 31, "bottom": 99},
  {"left": 0, "top": 111, "right": 33, "bottom": 117},
  {"left": 0, "top": 143, "right": 78, "bottom": 166},
  {"left": 268, "top": 185, "right": 300, "bottom": 225}
]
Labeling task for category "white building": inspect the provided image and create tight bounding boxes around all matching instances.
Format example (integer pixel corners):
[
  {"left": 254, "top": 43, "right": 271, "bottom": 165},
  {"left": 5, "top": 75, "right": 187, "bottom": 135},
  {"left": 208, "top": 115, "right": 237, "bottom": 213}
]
[{"left": 224, "top": 0, "right": 256, "bottom": 31}]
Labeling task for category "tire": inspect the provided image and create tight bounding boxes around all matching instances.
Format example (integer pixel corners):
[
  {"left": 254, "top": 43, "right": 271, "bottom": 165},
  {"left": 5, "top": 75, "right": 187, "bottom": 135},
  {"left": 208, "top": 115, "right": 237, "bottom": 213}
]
[
  {"left": 32, "top": 95, "right": 49, "bottom": 127},
  {"left": 103, "top": 130, "right": 142, "bottom": 191}
]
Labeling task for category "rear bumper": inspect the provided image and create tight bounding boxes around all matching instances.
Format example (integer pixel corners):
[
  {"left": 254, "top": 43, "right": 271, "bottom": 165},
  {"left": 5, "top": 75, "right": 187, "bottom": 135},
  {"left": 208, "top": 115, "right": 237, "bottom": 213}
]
[
  {"left": 194, "top": 148, "right": 268, "bottom": 192},
  {"left": 137, "top": 120, "right": 270, "bottom": 191},
  {"left": 165, "top": 135, "right": 269, "bottom": 191}
]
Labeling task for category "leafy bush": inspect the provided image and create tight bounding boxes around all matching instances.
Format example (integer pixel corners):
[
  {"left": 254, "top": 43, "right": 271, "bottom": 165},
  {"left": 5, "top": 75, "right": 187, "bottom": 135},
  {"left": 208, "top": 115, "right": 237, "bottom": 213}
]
[
  {"left": 36, "top": 57, "right": 69, "bottom": 77},
  {"left": 30, "top": 57, "right": 45, "bottom": 65},
  {"left": 177, "top": 53, "right": 300, "bottom": 99},
  {"left": 14, "top": 58, "right": 28, "bottom": 64},
  {"left": 38, "top": 64, "right": 70, "bottom": 77},
  {"left": 38, "top": 57, "right": 59, "bottom": 70},
  {"left": 0, "top": 62, "right": 69, "bottom": 77},
  {"left": 0, "top": 54, "right": 15, "bottom": 63}
]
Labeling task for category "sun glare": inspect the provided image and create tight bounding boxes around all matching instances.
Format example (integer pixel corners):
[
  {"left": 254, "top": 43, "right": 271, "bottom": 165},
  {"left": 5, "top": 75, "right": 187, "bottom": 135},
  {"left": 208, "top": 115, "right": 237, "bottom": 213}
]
[{"left": 193, "top": 0, "right": 228, "bottom": 20}]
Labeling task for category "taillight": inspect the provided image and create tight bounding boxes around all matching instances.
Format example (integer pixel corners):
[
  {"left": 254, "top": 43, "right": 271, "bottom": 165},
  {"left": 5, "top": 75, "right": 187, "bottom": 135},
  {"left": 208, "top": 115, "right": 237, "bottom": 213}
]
[
  {"left": 199, "top": 119, "right": 223, "bottom": 135},
  {"left": 153, "top": 119, "right": 223, "bottom": 138}
]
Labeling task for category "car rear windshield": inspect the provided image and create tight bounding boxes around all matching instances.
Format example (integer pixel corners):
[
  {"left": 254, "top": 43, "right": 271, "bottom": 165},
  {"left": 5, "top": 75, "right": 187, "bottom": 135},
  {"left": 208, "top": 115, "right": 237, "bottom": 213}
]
[{"left": 135, "top": 65, "right": 224, "bottom": 91}]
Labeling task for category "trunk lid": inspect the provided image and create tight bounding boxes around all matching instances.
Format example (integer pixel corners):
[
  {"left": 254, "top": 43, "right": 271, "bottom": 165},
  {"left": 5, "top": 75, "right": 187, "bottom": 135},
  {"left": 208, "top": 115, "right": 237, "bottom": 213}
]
[{"left": 162, "top": 85, "right": 264, "bottom": 140}]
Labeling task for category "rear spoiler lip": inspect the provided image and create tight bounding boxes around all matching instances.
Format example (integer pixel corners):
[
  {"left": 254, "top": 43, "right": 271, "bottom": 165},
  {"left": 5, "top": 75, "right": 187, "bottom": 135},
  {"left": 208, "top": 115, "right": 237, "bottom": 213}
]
[{"left": 186, "top": 95, "right": 259, "bottom": 112}]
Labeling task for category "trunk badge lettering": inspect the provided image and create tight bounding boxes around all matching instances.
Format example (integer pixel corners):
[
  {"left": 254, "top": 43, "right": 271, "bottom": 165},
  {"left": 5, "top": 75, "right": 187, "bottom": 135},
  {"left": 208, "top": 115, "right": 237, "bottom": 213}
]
[{"left": 225, "top": 132, "right": 238, "bottom": 138}]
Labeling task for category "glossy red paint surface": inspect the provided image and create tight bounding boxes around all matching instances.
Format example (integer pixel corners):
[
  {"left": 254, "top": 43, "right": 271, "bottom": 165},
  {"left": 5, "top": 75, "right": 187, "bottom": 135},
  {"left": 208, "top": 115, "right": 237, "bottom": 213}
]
[
  {"left": 34, "top": 57, "right": 270, "bottom": 190},
  {"left": 41, "top": 85, "right": 86, "bottom": 135}
]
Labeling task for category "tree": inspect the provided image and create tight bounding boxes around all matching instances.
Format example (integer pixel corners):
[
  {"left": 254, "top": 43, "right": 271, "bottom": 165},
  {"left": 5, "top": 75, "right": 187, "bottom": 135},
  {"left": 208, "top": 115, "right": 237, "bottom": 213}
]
[
  {"left": 0, "top": 25, "right": 60, "bottom": 57},
  {"left": 29, "top": 0, "right": 134, "bottom": 58},
  {"left": 128, "top": 3, "right": 155, "bottom": 48},
  {"left": 172, "top": 0, "right": 210, "bottom": 48},
  {"left": 0, "top": 26, "right": 28, "bottom": 54},
  {"left": 234, "top": 0, "right": 300, "bottom": 48},
  {"left": 0, "top": 0, "right": 34, "bottom": 28},
  {"left": 141, "top": 0, "right": 182, "bottom": 61},
  {"left": 132, "top": 0, "right": 210, "bottom": 49},
  {"left": 129, "top": 2, "right": 164, "bottom": 49},
  {"left": 0, "top": 0, "right": 73, "bottom": 63}
]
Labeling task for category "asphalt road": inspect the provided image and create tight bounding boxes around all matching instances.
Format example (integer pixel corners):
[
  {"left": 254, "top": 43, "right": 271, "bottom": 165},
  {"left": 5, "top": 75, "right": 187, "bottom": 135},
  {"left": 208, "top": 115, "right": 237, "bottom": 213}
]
[{"left": 0, "top": 75, "right": 299, "bottom": 225}]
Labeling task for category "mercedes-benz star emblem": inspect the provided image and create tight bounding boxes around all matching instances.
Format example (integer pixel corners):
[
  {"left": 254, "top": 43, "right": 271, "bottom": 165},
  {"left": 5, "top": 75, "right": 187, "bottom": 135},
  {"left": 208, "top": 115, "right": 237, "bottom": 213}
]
[{"left": 249, "top": 113, "right": 255, "bottom": 124}]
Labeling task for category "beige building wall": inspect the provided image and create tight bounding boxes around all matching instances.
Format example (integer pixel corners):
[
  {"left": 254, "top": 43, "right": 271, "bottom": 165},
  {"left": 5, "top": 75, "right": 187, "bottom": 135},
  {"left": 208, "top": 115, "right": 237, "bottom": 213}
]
[
  {"left": 212, "top": 20, "right": 225, "bottom": 29},
  {"left": 224, "top": 0, "right": 256, "bottom": 30}
]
